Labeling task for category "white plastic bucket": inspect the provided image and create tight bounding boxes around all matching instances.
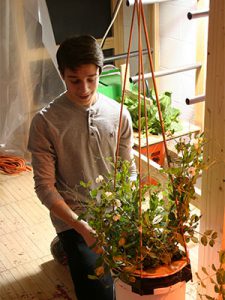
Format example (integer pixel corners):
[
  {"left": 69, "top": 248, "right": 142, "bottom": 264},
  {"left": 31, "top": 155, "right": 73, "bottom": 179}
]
[{"left": 115, "top": 278, "right": 186, "bottom": 300}]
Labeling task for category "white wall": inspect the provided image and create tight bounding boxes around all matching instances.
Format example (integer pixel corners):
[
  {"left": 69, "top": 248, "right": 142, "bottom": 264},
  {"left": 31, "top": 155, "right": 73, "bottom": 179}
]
[
  {"left": 122, "top": 0, "right": 209, "bottom": 124},
  {"left": 159, "top": 0, "right": 197, "bottom": 123}
]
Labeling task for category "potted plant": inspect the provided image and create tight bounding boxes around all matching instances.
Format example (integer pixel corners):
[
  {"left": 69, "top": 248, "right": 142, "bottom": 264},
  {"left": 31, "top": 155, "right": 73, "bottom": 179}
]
[{"left": 79, "top": 132, "right": 209, "bottom": 299}]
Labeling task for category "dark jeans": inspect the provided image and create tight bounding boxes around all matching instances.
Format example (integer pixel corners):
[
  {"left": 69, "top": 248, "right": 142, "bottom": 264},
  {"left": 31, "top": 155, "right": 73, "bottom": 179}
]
[{"left": 58, "top": 229, "right": 114, "bottom": 300}]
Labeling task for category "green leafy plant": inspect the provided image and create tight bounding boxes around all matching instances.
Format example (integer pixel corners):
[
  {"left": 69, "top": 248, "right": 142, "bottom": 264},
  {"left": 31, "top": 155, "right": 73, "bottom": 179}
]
[
  {"left": 80, "top": 133, "right": 208, "bottom": 281},
  {"left": 120, "top": 89, "right": 182, "bottom": 135}
]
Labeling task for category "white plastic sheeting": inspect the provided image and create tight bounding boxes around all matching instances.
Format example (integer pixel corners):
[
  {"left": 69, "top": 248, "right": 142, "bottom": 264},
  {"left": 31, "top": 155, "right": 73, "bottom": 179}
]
[{"left": 0, "top": 0, "right": 65, "bottom": 157}]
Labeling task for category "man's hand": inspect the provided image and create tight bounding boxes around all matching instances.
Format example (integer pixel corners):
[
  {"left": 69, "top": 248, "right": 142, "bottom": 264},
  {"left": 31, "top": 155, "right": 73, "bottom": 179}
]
[
  {"left": 75, "top": 219, "right": 97, "bottom": 248},
  {"left": 50, "top": 200, "right": 101, "bottom": 253},
  {"left": 75, "top": 220, "right": 104, "bottom": 254}
]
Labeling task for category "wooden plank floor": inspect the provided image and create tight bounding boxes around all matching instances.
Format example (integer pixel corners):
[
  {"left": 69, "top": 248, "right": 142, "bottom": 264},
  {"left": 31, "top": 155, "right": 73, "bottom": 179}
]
[
  {"left": 0, "top": 169, "right": 200, "bottom": 299},
  {"left": 0, "top": 170, "right": 75, "bottom": 300}
]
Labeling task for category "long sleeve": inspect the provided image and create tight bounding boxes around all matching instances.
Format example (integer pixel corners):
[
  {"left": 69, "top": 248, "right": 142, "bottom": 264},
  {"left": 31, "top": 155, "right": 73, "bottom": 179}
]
[{"left": 28, "top": 113, "right": 64, "bottom": 210}]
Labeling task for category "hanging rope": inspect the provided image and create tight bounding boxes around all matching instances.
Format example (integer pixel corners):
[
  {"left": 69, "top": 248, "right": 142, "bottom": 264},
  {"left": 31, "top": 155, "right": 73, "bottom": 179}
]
[
  {"left": 100, "top": 0, "right": 123, "bottom": 48},
  {"left": 137, "top": 0, "right": 144, "bottom": 276},
  {"left": 0, "top": 155, "right": 32, "bottom": 175},
  {"left": 115, "top": 0, "right": 190, "bottom": 269}
]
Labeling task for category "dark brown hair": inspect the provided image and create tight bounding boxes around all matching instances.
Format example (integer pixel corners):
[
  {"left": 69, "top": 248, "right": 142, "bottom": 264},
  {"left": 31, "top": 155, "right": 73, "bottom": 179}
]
[{"left": 56, "top": 35, "right": 104, "bottom": 75}]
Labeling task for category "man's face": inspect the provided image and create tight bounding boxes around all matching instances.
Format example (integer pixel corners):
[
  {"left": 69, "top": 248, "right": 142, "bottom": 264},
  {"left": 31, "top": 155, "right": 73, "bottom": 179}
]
[{"left": 62, "top": 64, "right": 99, "bottom": 107}]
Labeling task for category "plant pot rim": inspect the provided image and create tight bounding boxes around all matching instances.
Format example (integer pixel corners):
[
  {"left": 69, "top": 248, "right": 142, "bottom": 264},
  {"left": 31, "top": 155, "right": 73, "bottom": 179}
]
[
  {"left": 118, "top": 259, "right": 192, "bottom": 296},
  {"left": 132, "top": 257, "right": 188, "bottom": 279}
]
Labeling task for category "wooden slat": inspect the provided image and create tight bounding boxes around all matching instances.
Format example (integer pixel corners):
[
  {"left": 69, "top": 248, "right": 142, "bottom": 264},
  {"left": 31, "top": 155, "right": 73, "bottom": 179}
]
[
  {"left": 0, "top": 182, "right": 16, "bottom": 206},
  {"left": 198, "top": 0, "right": 225, "bottom": 298},
  {"left": 0, "top": 269, "right": 25, "bottom": 299},
  {"left": 111, "top": 0, "right": 124, "bottom": 67}
]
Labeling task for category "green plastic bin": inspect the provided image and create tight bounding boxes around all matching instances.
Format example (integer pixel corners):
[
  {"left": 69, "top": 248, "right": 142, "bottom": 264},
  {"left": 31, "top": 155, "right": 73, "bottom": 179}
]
[{"left": 98, "top": 68, "right": 122, "bottom": 101}]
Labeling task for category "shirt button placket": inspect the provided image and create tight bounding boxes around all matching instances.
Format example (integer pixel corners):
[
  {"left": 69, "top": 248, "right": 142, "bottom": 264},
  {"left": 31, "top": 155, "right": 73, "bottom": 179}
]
[{"left": 89, "top": 110, "right": 94, "bottom": 136}]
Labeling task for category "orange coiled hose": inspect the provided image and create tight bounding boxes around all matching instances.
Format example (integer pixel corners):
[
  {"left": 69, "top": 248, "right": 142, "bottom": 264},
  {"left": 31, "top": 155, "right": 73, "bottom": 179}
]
[{"left": 0, "top": 155, "right": 32, "bottom": 175}]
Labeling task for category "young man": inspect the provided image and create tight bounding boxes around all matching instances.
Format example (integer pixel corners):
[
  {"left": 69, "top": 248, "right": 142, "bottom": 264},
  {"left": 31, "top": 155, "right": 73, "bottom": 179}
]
[{"left": 28, "top": 35, "right": 136, "bottom": 300}]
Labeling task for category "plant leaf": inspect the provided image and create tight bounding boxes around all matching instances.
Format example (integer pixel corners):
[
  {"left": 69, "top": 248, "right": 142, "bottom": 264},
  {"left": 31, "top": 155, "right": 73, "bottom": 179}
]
[
  {"left": 211, "top": 232, "right": 218, "bottom": 240},
  {"left": 205, "top": 296, "right": 215, "bottom": 300},
  {"left": 201, "top": 235, "right": 208, "bottom": 246},
  {"left": 202, "top": 267, "right": 209, "bottom": 276},
  {"left": 195, "top": 272, "right": 201, "bottom": 281},
  {"left": 214, "top": 284, "right": 220, "bottom": 293},
  {"left": 88, "top": 274, "right": 98, "bottom": 280},
  {"left": 209, "top": 239, "right": 215, "bottom": 247},
  {"left": 204, "top": 229, "right": 213, "bottom": 236},
  {"left": 212, "top": 264, "right": 217, "bottom": 272},
  {"left": 219, "top": 250, "right": 225, "bottom": 264},
  {"left": 200, "top": 281, "right": 206, "bottom": 288},
  {"left": 191, "top": 236, "right": 199, "bottom": 243},
  {"left": 209, "top": 277, "right": 216, "bottom": 285}
]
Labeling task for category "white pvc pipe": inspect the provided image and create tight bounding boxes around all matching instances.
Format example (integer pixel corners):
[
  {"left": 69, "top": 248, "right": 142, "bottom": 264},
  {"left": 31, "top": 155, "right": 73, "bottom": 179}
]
[
  {"left": 126, "top": 0, "right": 175, "bottom": 6},
  {"left": 187, "top": 10, "right": 209, "bottom": 20},
  {"left": 130, "top": 63, "right": 202, "bottom": 83},
  {"left": 186, "top": 94, "right": 205, "bottom": 105}
]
